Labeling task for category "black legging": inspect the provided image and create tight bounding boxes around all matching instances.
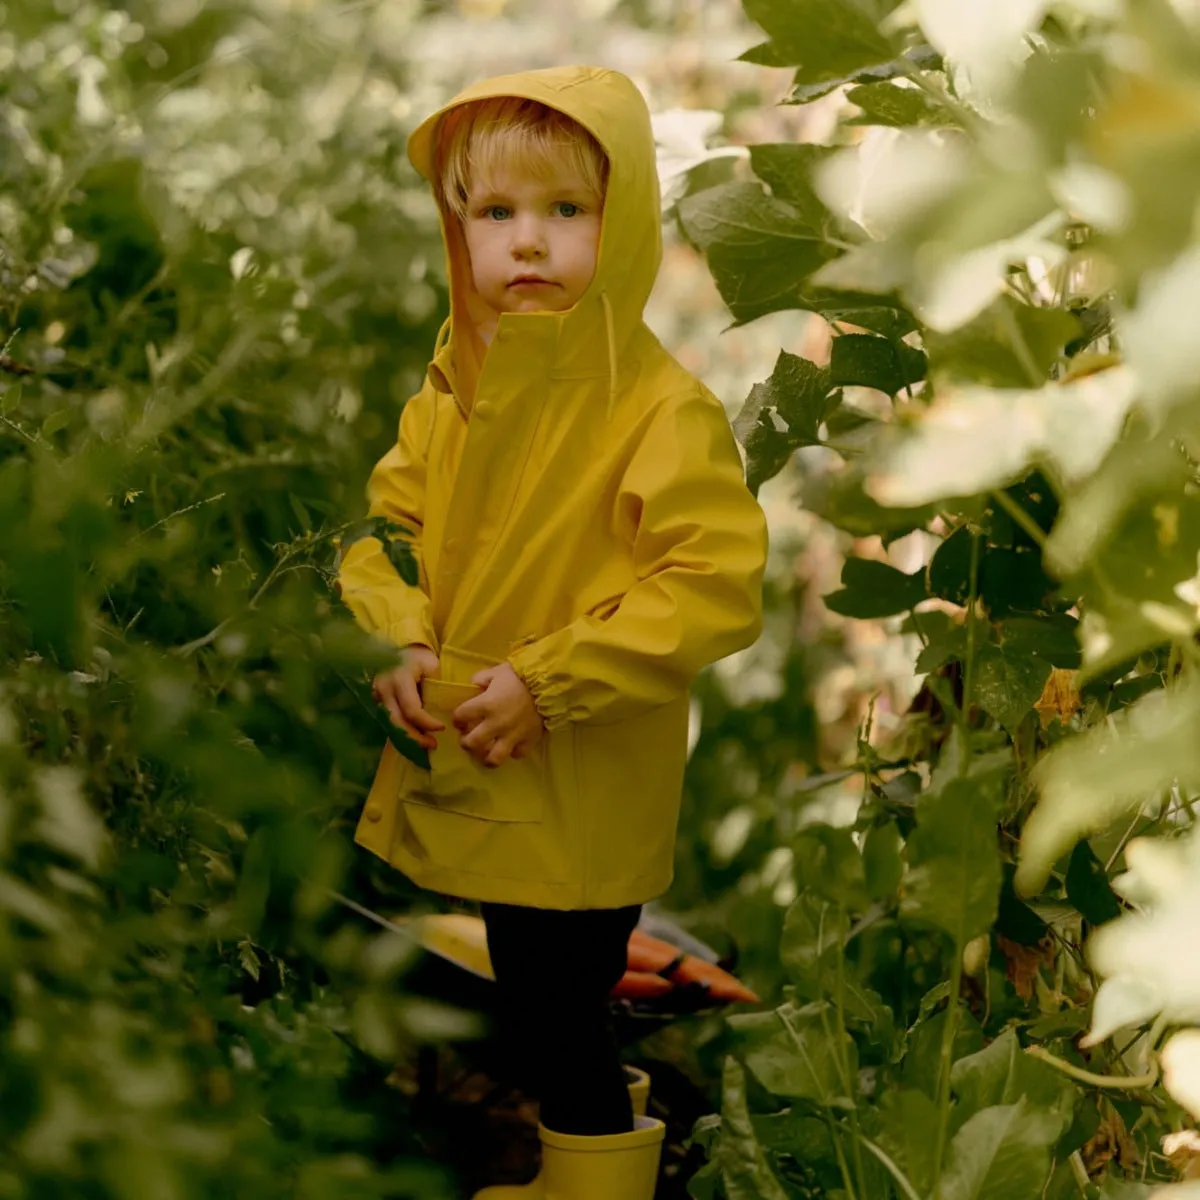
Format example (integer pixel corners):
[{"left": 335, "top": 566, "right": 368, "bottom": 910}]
[{"left": 480, "top": 901, "right": 642, "bottom": 1137}]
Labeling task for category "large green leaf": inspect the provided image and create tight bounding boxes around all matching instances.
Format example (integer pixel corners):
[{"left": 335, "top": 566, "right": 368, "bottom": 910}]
[
  {"left": 1065, "top": 841, "right": 1123, "bottom": 927},
  {"left": 678, "top": 182, "right": 835, "bottom": 324},
  {"left": 973, "top": 645, "right": 1053, "bottom": 733},
  {"left": 714, "top": 1058, "right": 792, "bottom": 1200},
  {"left": 949, "top": 1029, "right": 1077, "bottom": 1142},
  {"left": 923, "top": 297, "right": 1081, "bottom": 388},
  {"left": 792, "top": 825, "right": 872, "bottom": 910},
  {"left": 902, "top": 774, "right": 1006, "bottom": 946},
  {"left": 740, "top": 0, "right": 905, "bottom": 94},
  {"left": 1017, "top": 680, "right": 1200, "bottom": 895},
  {"left": 748, "top": 143, "right": 834, "bottom": 228},
  {"left": 729, "top": 1001, "right": 855, "bottom": 1106},
  {"left": 846, "top": 80, "right": 957, "bottom": 127},
  {"left": 933, "top": 1100, "right": 1062, "bottom": 1200},
  {"left": 732, "top": 350, "right": 838, "bottom": 493},
  {"left": 824, "top": 556, "right": 927, "bottom": 618},
  {"left": 868, "top": 367, "right": 1139, "bottom": 508},
  {"left": 830, "top": 332, "right": 927, "bottom": 396},
  {"left": 876, "top": 1089, "right": 940, "bottom": 1197}
]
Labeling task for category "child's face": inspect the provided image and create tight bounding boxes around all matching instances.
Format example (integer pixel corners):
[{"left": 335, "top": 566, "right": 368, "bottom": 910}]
[{"left": 461, "top": 163, "right": 603, "bottom": 322}]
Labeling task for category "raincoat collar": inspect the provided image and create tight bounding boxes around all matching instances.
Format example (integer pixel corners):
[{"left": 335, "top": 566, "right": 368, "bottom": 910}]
[{"left": 408, "top": 66, "right": 662, "bottom": 423}]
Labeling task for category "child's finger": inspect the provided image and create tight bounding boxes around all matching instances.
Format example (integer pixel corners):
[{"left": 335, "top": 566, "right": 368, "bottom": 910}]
[
  {"left": 484, "top": 737, "right": 515, "bottom": 768},
  {"left": 396, "top": 674, "right": 445, "bottom": 732},
  {"left": 450, "top": 695, "right": 487, "bottom": 732}
]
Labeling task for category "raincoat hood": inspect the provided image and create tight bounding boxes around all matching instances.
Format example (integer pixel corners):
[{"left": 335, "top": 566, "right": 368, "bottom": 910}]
[{"left": 407, "top": 66, "right": 663, "bottom": 419}]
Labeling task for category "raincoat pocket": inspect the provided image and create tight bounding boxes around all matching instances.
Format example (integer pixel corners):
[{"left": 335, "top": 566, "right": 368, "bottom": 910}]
[{"left": 403, "top": 678, "right": 545, "bottom": 824}]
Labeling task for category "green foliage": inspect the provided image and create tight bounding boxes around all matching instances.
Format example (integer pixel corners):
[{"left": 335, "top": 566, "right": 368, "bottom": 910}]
[
  {"left": 1, "top": 2, "right": 458, "bottom": 1196},
  {"left": 678, "top": 0, "right": 1200, "bottom": 1193}
]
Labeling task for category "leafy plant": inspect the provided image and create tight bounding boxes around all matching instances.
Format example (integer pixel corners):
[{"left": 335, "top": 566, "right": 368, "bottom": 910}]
[{"left": 679, "top": 1, "right": 1200, "bottom": 1195}]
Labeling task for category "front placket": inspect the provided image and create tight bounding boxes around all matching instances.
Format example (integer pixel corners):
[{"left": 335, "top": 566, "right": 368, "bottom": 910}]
[{"left": 429, "top": 321, "right": 555, "bottom": 638}]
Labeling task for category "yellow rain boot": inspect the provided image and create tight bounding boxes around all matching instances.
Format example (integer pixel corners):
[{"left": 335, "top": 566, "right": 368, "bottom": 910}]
[
  {"left": 540, "top": 1116, "right": 666, "bottom": 1199},
  {"left": 625, "top": 1066, "right": 650, "bottom": 1118},
  {"left": 471, "top": 1069, "right": 653, "bottom": 1198}
]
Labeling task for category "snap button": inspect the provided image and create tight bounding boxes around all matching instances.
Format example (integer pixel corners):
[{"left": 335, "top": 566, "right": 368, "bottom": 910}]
[
  {"left": 474, "top": 400, "right": 496, "bottom": 420},
  {"left": 364, "top": 805, "right": 383, "bottom": 823}
]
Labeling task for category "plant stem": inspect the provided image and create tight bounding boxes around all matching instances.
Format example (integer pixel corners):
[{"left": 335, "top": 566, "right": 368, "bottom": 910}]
[
  {"left": 835, "top": 934, "right": 869, "bottom": 1198},
  {"left": 932, "top": 949, "right": 965, "bottom": 1181},
  {"left": 856, "top": 1133, "right": 923, "bottom": 1200},
  {"left": 1024, "top": 1045, "right": 1158, "bottom": 1090},
  {"left": 933, "top": 529, "right": 981, "bottom": 1180},
  {"left": 991, "top": 488, "right": 1048, "bottom": 550},
  {"left": 956, "top": 529, "right": 983, "bottom": 750}
]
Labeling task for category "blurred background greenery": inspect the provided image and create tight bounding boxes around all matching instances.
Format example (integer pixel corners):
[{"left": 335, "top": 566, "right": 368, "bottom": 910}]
[{"left": 1, "top": 2, "right": 906, "bottom": 1196}]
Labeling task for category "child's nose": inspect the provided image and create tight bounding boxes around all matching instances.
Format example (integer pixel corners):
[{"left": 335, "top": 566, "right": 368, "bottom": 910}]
[{"left": 510, "top": 217, "right": 547, "bottom": 257}]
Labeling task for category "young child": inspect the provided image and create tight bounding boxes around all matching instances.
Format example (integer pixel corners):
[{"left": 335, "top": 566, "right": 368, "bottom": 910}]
[{"left": 337, "top": 65, "right": 767, "bottom": 1198}]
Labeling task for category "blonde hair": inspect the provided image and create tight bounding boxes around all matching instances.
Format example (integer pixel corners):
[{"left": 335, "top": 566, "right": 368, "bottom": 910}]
[{"left": 436, "top": 96, "right": 609, "bottom": 221}]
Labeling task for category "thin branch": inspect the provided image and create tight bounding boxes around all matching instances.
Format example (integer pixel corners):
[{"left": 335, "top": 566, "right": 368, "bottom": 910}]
[{"left": 1025, "top": 1045, "right": 1158, "bottom": 1090}]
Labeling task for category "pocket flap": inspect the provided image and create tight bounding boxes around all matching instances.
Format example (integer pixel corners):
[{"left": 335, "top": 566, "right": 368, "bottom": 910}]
[{"left": 421, "top": 678, "right": 482, "bottom": 713}]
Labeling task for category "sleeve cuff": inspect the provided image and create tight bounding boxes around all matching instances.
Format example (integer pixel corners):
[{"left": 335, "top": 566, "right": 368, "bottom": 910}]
[{"left": 507, "top": 640, "right": 576, "bottom": 732}]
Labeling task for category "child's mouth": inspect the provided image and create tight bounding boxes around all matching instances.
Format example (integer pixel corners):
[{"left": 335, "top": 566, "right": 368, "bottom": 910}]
[{"left": 509, "top": 277, "right": 555, "bottom": 288}]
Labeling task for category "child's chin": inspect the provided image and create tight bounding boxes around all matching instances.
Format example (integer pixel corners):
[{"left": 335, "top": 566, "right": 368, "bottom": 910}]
[{"left": 502, "top": 297, "right": 570, "bottom": 315}]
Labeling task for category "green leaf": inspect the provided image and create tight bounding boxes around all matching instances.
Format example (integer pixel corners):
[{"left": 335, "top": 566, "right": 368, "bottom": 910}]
[
  {"left": 739, "top": 0, "right": 904, "bottom": 94},
  {"left": 877, "top": 1089, "right": 940, "bottom": 1197},
  {"left": 830, "top": 332, "right": 927, "bottom": 396},
  {"left": 1, "top": 382, "right": 22, "bottom": 414},
  {"left": 870, "top": 368, "right": 1139, "bottom": 510},
  {"left": 238, "top": 939, "right": 262, "bottom": 982},
  {"left": 924, "top": 297, "right": 1081, "bottom": 388},
  {"left": 288, "top": 492, "right": 312, "bottom": 532},
  {"left": 979, "top": 548, "right": 1057, "bottom": 617},
  {"left": 995, "top": 866, "right": 1050, "bottom": 946},
  {"left": 792, "top": 825, "right": 872, "bottom": 910},
  {"left": 714, "top": 1059, "right": 791, "bottom": 1200},
  {"left": 678, "top": 181, "right": 834, "bottom": 324},
  {"left": 824, "top": 556, "right": 927, "bottom": 618},
  {"left": 729, "top": 1000, "right": 855, "bottom": 1106},
  {"left": 1017, "top": 681, "right": 1200, "bottom": 896},
  {"left": 928, "top": 527, "right": 976, "bottom": 606},
  {"left": 950, "top": 1029, "right": 1077, "bottom": 1142},
  {"left": 846, "top": 80, "right": 956, "bottom": 127},
  {"left": 732, "top": 351, "right": 838, "bottom": 493},
  {"left": 1065, "top": 841, "right": 1123, "bottom": 926},
  {"left": 998, "top": 616, "right": 1081, "bottom": 670},
  {"left": 781, "top": 892, "right": 850, "bottom": 989},
  {"left": 863, "top": 821, "right": 904, "bottom": 900},
  {"left": 737, "top": 351, "right": 836, "bottom": 445},
  {"left": 804, "top": 464, "right": 933, "bottom": 538},
  {"left": 42, "top": 409, "right": 70, "bottom": 436},
  {"left": 973, "top": 645, "right": 1053, "bottom": 733},
  {"left": 902, "top": 1006, "right": 986, "bottom": 1101},
  {"left": 916, "top": 623, "right": 968, "bottom": 673},
  {"left": 902, "top": 775, "right": 1005, "bottom": 947},
  {"left": 934, "top": 1100, "right": 1062, "bottom": 1200},
  {"left": 748, "top": 143, "right": 833, "bottom": 229}
]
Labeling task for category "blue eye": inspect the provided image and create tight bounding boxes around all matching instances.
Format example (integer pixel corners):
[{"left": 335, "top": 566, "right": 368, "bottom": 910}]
[
  {"left": 485, "top": 206, "right": 511, "bottom": 221},
  {"left": 556, "top": 202, "right": 580, "bottom": 218}
]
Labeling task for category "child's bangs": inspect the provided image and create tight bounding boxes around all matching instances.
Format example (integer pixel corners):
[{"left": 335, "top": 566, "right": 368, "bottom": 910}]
[{"left": 438, "top": 98, "right": 608, "bottom": 219}]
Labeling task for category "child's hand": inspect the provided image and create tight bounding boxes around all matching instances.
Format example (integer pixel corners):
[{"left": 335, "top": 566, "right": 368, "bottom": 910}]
[
  {"left": 371, "top": 645, "right": 445, "bottom": 750},
  {"left": 452, "top": 662, "right": 545, "bottom": 768}
]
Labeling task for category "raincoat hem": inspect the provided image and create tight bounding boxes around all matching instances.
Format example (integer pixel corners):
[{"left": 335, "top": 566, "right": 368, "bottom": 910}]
[{"left": 357, "top": 833, "right": 671, "bottom": 909}]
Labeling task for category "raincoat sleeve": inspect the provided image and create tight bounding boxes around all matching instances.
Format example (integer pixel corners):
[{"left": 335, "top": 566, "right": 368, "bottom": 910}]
[
  {"left": 508, "top": 388, "right": 767, "bottom": 731},
  {"left": 335, "top": 384, "right": 438, "bottom": 653}
]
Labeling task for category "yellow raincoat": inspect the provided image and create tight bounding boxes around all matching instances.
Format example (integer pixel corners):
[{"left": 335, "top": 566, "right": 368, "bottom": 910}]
[{"left": 337, "top": 65, "right": 768, "bottom": 909}]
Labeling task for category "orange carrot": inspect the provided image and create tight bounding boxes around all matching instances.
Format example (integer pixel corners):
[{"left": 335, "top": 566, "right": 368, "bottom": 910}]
[
  {"left": 611, "top": 970, "right": 674, "bottom": 999},
  {"left": 626, "top": 929, "right": 759, "bottom": 1004}
]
